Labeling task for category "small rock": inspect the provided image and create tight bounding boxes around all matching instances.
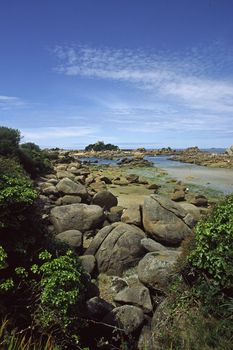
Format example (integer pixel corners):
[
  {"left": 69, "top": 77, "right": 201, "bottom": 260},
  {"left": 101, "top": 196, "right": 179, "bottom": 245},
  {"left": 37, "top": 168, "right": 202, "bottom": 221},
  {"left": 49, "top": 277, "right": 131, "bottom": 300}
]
[
  {"left": 171, "top": 190, "right": 185, "bottom": 201},
  {"left": 60, "top": 195, "right": 82, "bottom": 205},
  {"left": 121, "top": 205, "right": 142, "bottom": 226},
  {"left": 126, "top": 174, "right": 139, "bottom": 183},
  {"left": 104, "top": 305, "right": 144, "bottom": 334},
  {"left": 141, "top": 238, "right": 167, "bottom": 252},
  {"left": 107, "top": 206, "right": 124, "bottom": 223},
  {"left": 92, "top": 191, "right": 118, "bottom": 211},
  {"left": 191, "top": 195, "right": 208, "bottom": 207}
]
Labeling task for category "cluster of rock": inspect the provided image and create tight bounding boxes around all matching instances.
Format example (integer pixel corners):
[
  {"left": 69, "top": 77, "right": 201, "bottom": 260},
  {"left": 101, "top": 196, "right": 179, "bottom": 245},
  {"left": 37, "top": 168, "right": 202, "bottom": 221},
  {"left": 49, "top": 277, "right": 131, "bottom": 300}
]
[
  {"left": 37, "top": 160, "right": 205, "bottom": 349},
  {"left": 117, "top": 157, "right": 153, "bottom": 167},
  {"left": 172, "top": 146, "right": 233, "bottom": 168}
]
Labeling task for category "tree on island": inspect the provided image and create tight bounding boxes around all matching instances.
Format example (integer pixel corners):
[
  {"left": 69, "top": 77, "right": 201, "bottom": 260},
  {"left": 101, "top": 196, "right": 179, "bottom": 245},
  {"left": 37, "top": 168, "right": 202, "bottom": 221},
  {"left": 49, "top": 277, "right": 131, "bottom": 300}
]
[{"left": 85, "top": 140, "right": 119, "bottom": 151}]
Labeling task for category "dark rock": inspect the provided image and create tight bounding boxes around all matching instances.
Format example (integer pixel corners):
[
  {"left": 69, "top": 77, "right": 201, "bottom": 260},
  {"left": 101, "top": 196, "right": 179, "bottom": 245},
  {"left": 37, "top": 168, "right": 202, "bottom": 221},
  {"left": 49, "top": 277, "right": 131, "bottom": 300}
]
[
  {"left": 92, "top": 190, "right": 118, "bottom": 211},
  {"left": 86, "top": 297, "right": 114, "bottom": 320},
  {"left": 147, "top": 183, "right": 160, "bottom": 190},
  {"left": 99, "top": 176, "right": 112, "bottom": 184},
  {"left": 191, "top": 195, "right": 208, "bottom": 207},
  {"left": 171, "top": 190, "right": 185, "bottom": 201}
]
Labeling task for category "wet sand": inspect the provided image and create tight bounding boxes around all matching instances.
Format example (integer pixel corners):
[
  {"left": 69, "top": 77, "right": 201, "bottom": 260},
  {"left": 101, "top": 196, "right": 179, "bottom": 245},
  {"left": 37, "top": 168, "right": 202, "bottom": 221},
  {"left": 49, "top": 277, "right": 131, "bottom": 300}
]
[{"left": 163, "top": 165, "right": 233, "bottom": 195}]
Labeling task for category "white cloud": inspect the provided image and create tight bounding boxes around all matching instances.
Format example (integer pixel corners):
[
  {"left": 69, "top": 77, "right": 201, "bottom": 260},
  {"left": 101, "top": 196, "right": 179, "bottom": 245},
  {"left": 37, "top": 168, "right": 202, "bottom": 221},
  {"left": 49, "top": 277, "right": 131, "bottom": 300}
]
[
  {"left": 53, "top": 44, "right": 233, "bottom": 118},
  {"left": 0, "top": 95, "right": 25, "bottom": 109},
  {"left": 22, "top": 126, "right": 97, "bottom": 140}
]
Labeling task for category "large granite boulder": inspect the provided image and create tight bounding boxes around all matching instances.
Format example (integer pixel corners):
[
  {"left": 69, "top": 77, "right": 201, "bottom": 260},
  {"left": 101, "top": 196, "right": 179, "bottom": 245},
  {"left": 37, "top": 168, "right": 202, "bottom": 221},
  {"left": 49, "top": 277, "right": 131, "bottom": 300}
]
[
  {"left": 56, "top": 177, "right": 88, "bottom": 198},
  {"left": 114, "top": 285, "right": 153, "bottom": 313},
  {"left": 50, "top": 204, "right": 105, "bottom": 233},
  {"left": 92, "top": 190, "right": 118, "bottom": 211},
  {"left": 142, "top": 195, "right": 194, "bottom": 245},
  {"left": 56, "top": 230, "right": 83, "bottom": 252},
  {"left": 138, "top": 250, "right": 180, "bottom": 291},
  {"left": 85, "top": 223, "right": 146, "bottom": 276}
]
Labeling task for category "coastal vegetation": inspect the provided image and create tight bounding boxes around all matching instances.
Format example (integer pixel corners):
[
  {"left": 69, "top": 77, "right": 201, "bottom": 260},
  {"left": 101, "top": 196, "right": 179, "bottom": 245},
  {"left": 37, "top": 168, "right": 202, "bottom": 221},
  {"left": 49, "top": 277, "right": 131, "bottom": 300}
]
[
  {"left": 0, "top": 126, "right": 232, "bottom": 349},
  {"left": 85, "top": 141, "right": 119, "bottom": 152}
]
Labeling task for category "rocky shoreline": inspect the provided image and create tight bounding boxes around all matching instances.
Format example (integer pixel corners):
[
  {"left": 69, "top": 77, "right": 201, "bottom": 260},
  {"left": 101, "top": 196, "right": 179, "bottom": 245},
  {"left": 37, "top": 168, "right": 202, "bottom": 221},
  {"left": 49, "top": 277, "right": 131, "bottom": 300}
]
[
  {"left": 171, "top": 146, "right": 233, "bottom": 168},
  {"left": 53, "top": 145, "right": 233, "bottom": 169},
  {"left": 36, "top": 154, "right": 214, "bottom": 348}
]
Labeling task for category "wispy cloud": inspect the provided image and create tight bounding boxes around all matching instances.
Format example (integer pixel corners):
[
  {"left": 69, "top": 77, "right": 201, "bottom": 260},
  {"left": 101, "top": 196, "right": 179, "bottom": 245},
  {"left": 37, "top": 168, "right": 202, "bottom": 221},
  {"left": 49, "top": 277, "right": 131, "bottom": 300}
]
[
  {"left": 0, "top": 95, "right": 25, "bottom": 109},
  {"left": 53, "top": 44, "right": 233, "bottom": 118},
  {"left": 22, "top": 126, "right": 97, "bottom": 140}
]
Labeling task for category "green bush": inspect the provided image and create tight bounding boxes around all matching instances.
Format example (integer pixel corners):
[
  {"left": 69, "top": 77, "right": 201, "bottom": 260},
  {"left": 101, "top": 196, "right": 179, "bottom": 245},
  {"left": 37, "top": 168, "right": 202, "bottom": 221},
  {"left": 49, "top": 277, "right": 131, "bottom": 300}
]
[
  {"left": 0, "top": 173, "right": 37, "bottom": 229},
  {"left": 19, "top": 142, "right": 52, "bottom": 178},
  {"left": 0, "top": 127, "right": 20, "bottom": 157},
  {"left": 32, "top": 250, "right": 83, "bottom": 329},
  {"left": 189, "top": 194, "right": 233, "bottom": 292}
]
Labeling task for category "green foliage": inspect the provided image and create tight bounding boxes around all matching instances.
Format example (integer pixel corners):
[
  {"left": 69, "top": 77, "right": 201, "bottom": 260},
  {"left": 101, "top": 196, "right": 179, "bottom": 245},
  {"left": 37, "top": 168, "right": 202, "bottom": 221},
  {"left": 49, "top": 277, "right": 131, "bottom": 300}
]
[
  {"left": 0, "top": 156, "right": 24, "bottom": 177},
  {"left": 32, "top": 250, "right": 83, "bottom": 329},
  {"left": 19, "top": 142, "right": 52, "bottom": 178},
  {"left": 85, "top": 141, "right": 119, "bottom": 152},
  {"left": 0, "top": 175, "right": 37, "bottom": 206},
  {"left": 0, "top": 126, "right": 20, "bottom": 157},
  {"left": 189, "top": 194, "right": 233, "bottom": 291},
  {"left": 0, "top": 174, "right": 37, "bottom": 228}
]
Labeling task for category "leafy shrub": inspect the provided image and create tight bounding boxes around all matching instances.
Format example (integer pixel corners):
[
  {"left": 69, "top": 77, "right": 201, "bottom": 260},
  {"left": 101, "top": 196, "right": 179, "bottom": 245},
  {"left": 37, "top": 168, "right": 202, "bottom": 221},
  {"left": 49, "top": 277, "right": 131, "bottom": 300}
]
[
  {"left": 19, "top": 142, "right": 52, "bottom": 178},
  {"left": 32, "top": 250, "right": 83, "bottom": 330},
  {"left": 0, "top": 127, "right": 20, "bottom": 157},
  {"left": 0, "top": 156, "right": 24, "bottom": 177},
  {"left": 189, "top": 194, "right": 233, "bottom": 292},
  {"left": 0, "top": 174, "right": 37, "bottom": 228}
]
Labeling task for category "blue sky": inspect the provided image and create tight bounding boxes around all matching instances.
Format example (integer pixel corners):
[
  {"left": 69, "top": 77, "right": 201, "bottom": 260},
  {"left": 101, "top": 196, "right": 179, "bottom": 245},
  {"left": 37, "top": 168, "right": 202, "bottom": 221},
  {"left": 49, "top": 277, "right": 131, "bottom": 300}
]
[{"left": 1, "top": 0, "right": 233, "bottom": 149}]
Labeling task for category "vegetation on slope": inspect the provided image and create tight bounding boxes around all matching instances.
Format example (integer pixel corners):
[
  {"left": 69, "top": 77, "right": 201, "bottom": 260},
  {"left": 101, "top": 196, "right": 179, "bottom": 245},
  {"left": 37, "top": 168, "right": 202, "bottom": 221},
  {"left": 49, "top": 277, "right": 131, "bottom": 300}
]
[
  {"left": 154, "top": 195, "right": 233, "bottom": 349},
  {"left": 0, "top": 127, "right": 86, "bottom": 349}
]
